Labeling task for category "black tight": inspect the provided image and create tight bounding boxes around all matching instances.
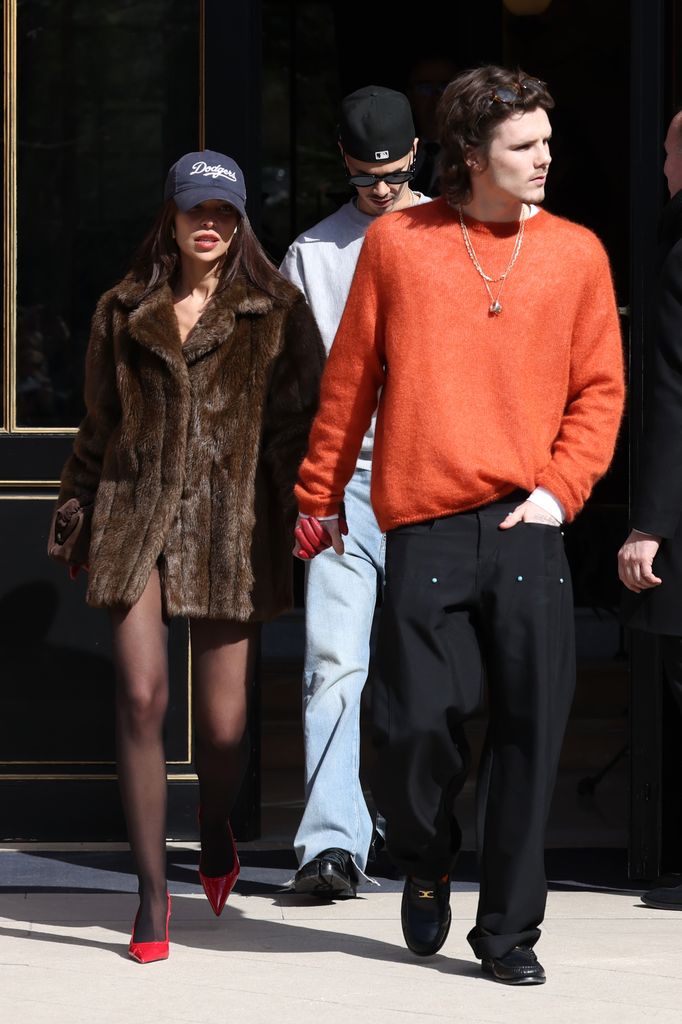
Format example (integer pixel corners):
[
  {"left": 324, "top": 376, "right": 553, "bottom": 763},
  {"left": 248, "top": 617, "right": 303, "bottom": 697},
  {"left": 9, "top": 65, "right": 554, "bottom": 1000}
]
[
  {"left": 191, "top": 615, "right": 258, "bottom": 876},
  {"left": 111, "top": 569, "right": 258, "bottom": 942}
]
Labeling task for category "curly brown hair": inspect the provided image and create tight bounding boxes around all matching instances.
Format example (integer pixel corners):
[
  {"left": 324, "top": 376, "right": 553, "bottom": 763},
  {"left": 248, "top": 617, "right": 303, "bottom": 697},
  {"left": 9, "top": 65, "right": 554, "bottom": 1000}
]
[{"left": 437, "top": 65, "right": 555, "bottom": 209}]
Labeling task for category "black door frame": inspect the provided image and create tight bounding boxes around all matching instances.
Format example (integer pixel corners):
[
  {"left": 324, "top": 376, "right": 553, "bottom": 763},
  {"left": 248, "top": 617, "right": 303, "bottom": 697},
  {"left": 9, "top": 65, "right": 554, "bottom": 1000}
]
[{"left": 628, "top": 0, "right": 669, "bottom": 880}]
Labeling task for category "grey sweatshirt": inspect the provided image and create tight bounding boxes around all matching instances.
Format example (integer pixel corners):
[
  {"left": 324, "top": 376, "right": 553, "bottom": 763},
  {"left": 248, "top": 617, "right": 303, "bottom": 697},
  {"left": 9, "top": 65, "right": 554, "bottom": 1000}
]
[{"left": 280, "top": 195, "right": 430, "bottom": 468}]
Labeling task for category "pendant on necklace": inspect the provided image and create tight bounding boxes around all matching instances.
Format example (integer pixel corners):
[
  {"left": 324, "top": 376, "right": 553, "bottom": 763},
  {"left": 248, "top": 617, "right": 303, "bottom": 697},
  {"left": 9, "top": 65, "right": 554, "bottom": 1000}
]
[{"left": 489, "top": 300, "right": 503, "bottom": 315}]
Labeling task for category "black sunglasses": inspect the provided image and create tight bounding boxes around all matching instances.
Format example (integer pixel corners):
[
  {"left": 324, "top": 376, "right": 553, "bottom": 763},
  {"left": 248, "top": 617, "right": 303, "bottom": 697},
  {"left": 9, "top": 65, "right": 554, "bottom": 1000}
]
[{"left": 345, "top": 159, "right": 416, "bottom": 189}]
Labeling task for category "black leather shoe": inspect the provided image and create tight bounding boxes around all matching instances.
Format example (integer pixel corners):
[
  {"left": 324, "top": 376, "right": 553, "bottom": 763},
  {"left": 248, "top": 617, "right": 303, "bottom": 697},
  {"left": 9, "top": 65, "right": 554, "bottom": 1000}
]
[
  {"left": 482, "top": 945, "right": 546, "bottom": 985},
  {"left": 641, "top": 883, "right": 682, "bottom": 910},
  {"left": 293, "top": 848, "right": 357, "bottom": 898},
  {"left": 401, "top": 876, "right": 451, "bottom": 956}
]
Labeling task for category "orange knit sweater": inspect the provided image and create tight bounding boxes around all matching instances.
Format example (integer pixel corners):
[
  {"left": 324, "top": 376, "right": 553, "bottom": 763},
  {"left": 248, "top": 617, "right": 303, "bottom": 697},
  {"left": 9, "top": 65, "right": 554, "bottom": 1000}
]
[{"left": 295, "top": 198, "right": 625, "bottom": 530}]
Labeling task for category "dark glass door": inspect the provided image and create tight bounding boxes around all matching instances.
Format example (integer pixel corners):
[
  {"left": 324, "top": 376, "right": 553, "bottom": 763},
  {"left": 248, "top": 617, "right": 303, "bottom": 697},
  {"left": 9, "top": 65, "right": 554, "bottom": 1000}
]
[
  {"left": 262, "top": 0, "right": 634, "bottom": 860},
  {"left": 0, "top": 0, "right": 261, "bottom": 840}
]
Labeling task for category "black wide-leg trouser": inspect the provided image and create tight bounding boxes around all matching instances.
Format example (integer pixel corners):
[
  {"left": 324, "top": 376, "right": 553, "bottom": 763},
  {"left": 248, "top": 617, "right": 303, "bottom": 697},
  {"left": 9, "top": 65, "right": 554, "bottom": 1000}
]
[
  {"left": 371, "top": 496, "right": 575, "bottom": 961},
  {"left": 659, "top": 635, "right": 682, "bottom": 716}
]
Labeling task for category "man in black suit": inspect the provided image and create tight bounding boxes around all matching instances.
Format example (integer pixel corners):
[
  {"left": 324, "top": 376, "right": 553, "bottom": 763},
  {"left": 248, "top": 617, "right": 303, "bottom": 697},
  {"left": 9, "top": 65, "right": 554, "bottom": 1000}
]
[{"left": 619, "top": 109, "right": 682, "bottom": 909}]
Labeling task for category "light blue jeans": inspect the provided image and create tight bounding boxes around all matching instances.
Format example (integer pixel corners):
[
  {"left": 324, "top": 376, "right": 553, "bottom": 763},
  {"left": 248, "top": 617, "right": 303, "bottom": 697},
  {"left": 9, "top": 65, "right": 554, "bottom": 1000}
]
[{"left": 295, "top": 467, "right": 385, "bottom": 874}]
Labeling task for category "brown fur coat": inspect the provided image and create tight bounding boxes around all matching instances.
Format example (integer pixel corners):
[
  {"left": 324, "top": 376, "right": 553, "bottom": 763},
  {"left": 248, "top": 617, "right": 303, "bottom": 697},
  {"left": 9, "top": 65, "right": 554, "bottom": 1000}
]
[{"left": 57, "top": 273, "right": 325, "bottom": 620}]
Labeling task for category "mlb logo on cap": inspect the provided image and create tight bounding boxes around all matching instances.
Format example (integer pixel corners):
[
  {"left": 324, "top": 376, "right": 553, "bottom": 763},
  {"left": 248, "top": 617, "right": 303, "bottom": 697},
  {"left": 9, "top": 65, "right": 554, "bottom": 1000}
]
[{"left": 338, "top": 86, "right": 415, "bottom": 163}]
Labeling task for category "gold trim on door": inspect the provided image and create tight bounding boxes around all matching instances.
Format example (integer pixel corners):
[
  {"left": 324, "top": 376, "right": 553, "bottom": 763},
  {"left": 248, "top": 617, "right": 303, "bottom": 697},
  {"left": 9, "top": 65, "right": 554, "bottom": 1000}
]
[
  {"left": 1, "top": 773, "right": 198, "bottom": 781},
  {"left": 2, "top": 0, "right": 16, "bottom": 435},
  {"left": 199, "top": 0, "right": 206, "bottom": 149},
  {"left": 0, "top": 480, "right": 60, "bottom": 488},
  {"left": 0, "top": 493, "right": 57, "bottom": 500},
  {"left": 3, "top": 0, "right": 206, "bottom": 435},
  {"left": 3, "top": 0, "right": 70, "bottom": 434}
]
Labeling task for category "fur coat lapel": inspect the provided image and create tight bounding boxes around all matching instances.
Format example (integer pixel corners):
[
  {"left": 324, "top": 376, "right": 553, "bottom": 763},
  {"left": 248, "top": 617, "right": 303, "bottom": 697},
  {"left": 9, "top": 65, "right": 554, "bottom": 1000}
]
[
  {"left": 117, "top": 275, "right": 277, "bottom": 369},
  {"left": 119, "top": 279, "right": 186, "bottom": 375}
]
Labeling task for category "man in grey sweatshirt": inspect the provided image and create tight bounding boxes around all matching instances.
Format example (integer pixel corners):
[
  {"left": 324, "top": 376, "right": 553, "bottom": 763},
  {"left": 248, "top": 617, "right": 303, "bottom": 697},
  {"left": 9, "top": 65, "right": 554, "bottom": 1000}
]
[{"left": 280, "top": 85, "right": 431, "bottom": 896}]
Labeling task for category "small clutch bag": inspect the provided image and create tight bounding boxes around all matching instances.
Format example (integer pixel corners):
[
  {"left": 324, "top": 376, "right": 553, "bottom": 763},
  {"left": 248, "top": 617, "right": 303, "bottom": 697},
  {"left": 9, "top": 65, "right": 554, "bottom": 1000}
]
[{"left": 47, "top": 497, "right": 94, "bottom": 566}]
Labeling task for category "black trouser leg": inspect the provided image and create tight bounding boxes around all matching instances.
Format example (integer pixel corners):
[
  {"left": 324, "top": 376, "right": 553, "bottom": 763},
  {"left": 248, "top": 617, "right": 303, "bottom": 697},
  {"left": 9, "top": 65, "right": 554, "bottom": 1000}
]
[
  {"left": 371, "top": 515, "right": 483, "bottom": 879},
  {"left": 468, "top": 513, "right": 575, "bottom": 960},
  {"left": 371, "top": 504, "right": 575, "bottom": 959},
  {"left": 660, "top": 635, "right": 682, "bottom": 716}
]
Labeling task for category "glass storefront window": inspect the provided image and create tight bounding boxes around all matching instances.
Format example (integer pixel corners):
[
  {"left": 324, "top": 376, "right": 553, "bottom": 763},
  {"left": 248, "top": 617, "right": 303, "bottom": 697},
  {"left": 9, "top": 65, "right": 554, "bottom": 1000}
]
[
  {"left": 261, "top": 1, "right": 346, "bottom": 264},
  {"left": 16, "top": 0, "right": 199, "bottom": 428}
]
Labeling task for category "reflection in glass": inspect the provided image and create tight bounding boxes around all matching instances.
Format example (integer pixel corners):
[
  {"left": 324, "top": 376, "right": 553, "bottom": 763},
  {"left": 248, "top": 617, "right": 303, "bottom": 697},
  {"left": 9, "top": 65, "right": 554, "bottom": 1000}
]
[
  {"left": 262, "top": 2, "right": 347, "bottom": 264},
  {"left": 16, "top": 0, "right": 199, "bottom": 428}
]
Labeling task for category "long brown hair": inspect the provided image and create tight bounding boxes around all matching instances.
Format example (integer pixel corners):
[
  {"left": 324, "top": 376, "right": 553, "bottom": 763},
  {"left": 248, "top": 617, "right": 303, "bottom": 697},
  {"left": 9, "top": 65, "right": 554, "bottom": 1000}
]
[
  {"left": 130, "top": 199, "right": 291, "bottom": 300},
  {"left": 437, "top": 65, "right": 555, "bottom": 209}
]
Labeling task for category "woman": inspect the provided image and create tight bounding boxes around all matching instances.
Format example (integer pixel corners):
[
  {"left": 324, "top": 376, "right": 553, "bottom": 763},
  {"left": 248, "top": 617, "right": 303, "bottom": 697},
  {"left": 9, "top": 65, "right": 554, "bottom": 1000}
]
[{"left": 51, "top": 150, "right": 325, "bottom": 962}]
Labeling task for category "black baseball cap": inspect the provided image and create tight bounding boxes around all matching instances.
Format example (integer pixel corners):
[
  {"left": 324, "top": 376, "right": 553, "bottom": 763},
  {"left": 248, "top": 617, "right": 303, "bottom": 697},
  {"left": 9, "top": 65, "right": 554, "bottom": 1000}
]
[
  {"left": 164, "top": 150, "right": 246, "bottom": 216},
  {"left": 339, "top": 86, "right": 415, "bottom": 163}
]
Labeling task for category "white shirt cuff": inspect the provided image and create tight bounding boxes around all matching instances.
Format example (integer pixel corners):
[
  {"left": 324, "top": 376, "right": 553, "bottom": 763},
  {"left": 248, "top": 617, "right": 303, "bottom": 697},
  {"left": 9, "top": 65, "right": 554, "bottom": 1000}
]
[
  {"left": 299, "top": 513, "right": 339, "bottom": 521},
  {"left": 527, "top": 487, "right": 564, "bottom": 524}
]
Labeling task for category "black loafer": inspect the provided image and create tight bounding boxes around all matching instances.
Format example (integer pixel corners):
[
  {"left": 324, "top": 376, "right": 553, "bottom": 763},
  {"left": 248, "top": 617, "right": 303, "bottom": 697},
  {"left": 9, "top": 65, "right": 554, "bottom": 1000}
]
[
  {"left": 482, "top": 945, "right": 546, "bottom": 985},
  {"left": 401, "top": 875, "right": 451, "bottom": 956},
  {"left": 293, "top": 848, "right": 357, "bottom": 898},
  {"left": 641, "top": 883, "right": 682, "bottom": 910}
]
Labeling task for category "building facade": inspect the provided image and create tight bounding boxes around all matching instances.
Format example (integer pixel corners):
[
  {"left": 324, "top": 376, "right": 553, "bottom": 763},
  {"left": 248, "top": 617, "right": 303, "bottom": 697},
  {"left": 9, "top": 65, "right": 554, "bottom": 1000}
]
[{"left": 1, "top": 0, "right": 680, "bottom": 876}]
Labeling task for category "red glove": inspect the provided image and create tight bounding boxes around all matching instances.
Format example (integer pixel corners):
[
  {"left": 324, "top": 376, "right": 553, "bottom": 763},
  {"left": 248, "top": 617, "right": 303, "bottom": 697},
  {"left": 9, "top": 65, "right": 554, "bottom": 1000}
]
[
  {"left": 293, "top": 515, "right": 349, "bottom": 559},
  {"left": 294, "top": 516, "right": 333, "bottom": 559}
]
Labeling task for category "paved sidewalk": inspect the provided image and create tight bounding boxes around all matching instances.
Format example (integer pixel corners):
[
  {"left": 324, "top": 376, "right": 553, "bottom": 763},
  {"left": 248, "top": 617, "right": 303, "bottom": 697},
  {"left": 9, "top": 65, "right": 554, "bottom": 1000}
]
[{"left": 1, "top": 885, "right": 681, "bottom": 1024}]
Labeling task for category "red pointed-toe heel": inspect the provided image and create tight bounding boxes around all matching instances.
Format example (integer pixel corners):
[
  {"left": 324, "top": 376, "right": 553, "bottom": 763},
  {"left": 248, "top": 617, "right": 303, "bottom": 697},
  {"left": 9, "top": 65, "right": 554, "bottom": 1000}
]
[
  {"left": 128, "top": 893, "right": 171, "bottom": 964},
  {"left": 198, "top": 819, "right": 240, "bottom": 917}
]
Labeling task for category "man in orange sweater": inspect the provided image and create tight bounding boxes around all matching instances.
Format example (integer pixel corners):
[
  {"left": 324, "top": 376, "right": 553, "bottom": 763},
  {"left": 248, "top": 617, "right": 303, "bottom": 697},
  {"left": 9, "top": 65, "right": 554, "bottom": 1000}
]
[{"left": 294, "top": 66, "right": 625, "bottom": 984}]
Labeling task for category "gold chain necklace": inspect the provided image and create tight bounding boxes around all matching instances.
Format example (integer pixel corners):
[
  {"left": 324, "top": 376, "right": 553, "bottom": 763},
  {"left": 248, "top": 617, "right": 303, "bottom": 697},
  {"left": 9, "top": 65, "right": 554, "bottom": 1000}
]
[{"left": 458, "top": 206, "right": 527, "bottom": 316}]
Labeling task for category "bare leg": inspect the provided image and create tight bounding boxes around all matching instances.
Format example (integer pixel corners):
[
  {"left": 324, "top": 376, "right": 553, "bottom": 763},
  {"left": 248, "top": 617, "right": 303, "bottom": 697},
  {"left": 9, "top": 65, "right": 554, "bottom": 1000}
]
[
  {"left": 111, "top": 569, "right": 169, "bottom": 942},
  {"left": 190, "top": 618, "right": 260, "bottom": 876}
]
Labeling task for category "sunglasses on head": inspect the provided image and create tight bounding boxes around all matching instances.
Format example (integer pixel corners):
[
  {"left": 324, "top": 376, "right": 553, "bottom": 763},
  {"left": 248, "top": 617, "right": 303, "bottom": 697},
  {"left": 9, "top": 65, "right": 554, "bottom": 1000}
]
[
  {"left": 345, "top": 159, "right": 416, "bottom": 189},
  {"left": 488, "top": 77, "right": 547, "bottom": 108}
]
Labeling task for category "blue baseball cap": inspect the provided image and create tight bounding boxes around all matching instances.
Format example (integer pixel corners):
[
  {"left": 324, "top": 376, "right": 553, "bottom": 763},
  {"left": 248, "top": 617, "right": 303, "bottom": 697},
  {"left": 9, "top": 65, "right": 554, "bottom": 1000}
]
[{"left": 164, "top": 150, "right": 246, "bottom": 216}]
